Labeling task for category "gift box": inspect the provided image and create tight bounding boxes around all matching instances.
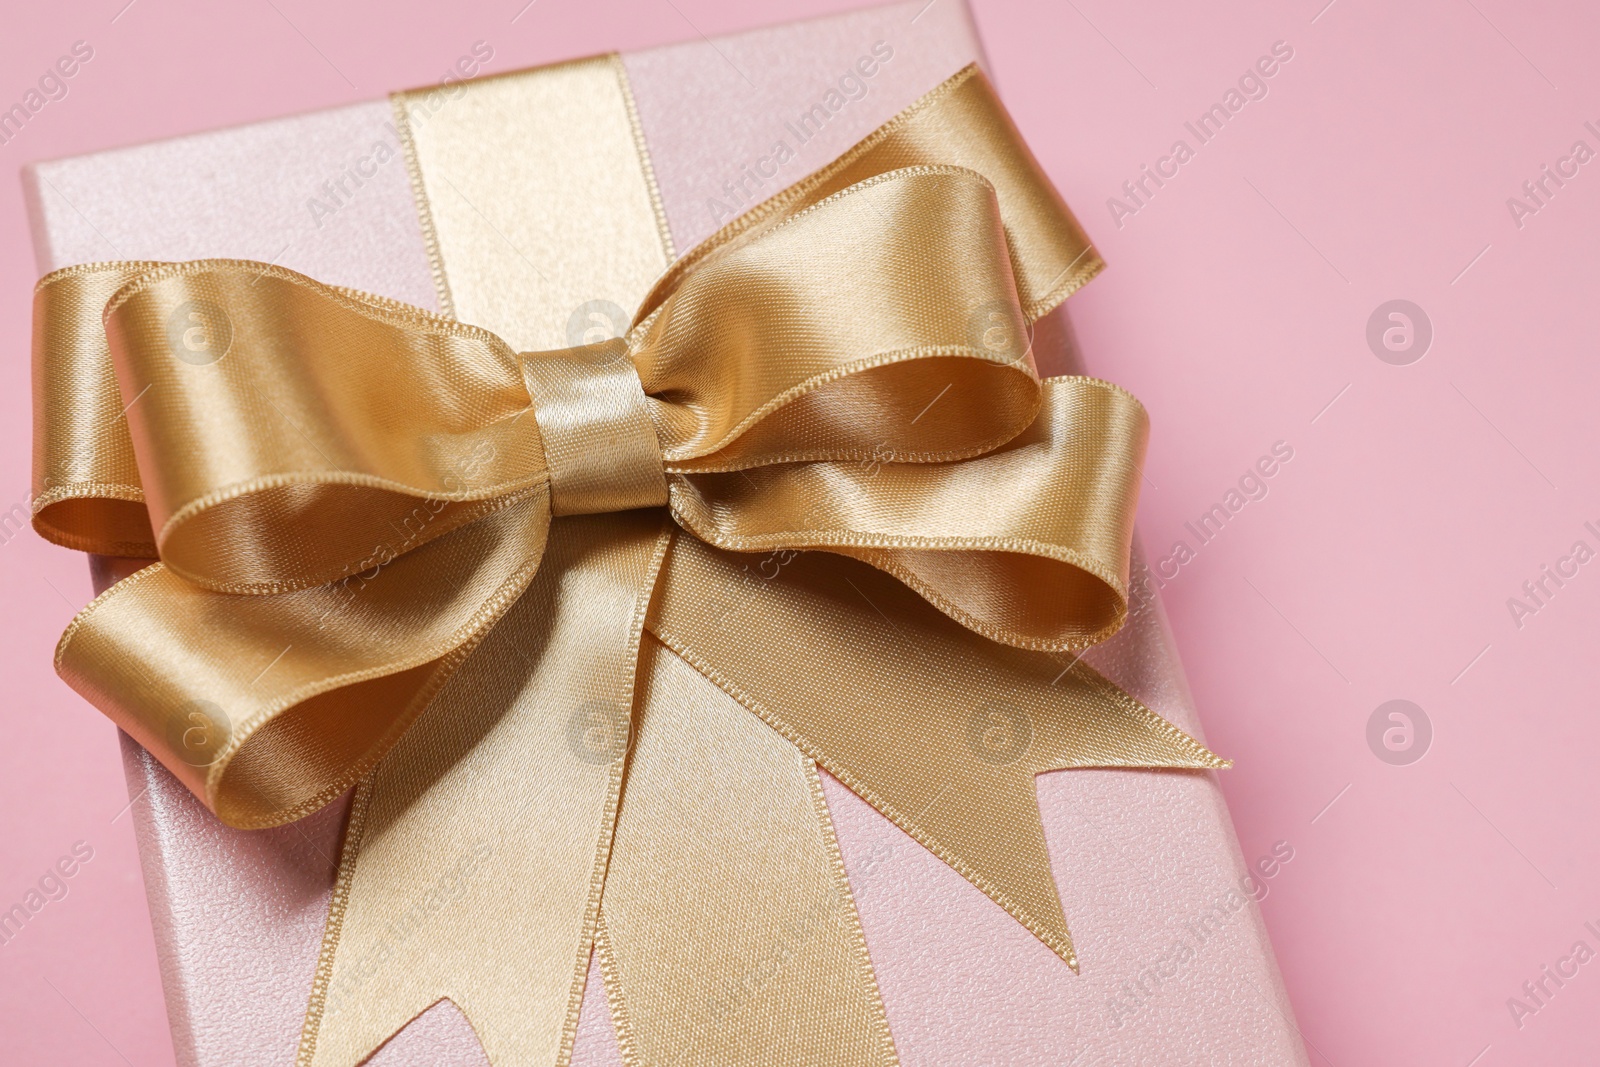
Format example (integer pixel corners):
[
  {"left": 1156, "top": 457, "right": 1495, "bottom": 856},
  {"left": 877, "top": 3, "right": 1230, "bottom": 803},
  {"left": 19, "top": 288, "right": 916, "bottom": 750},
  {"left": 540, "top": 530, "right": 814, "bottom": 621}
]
[{"left": 25, "top": 2, "right": 1309, "bottom": 1064}]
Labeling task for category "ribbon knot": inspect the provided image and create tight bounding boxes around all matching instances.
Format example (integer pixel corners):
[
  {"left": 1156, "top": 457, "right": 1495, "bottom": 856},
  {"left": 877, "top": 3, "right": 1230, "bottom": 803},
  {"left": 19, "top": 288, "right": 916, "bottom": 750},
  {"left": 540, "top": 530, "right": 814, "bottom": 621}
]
[{"left": 520, "top": 339, "right": 667, "bottom": 516}]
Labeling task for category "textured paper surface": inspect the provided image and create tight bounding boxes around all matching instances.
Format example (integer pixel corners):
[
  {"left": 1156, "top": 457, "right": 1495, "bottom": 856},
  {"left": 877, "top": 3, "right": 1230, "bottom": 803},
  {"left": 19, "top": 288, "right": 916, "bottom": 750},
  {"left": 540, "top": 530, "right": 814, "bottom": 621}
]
[
  {"left": 25, "top": 100, "right": 438, "bottom": 313},
  {"left": 29, "top": 2, "right": 1304, "bottom": 1064}
]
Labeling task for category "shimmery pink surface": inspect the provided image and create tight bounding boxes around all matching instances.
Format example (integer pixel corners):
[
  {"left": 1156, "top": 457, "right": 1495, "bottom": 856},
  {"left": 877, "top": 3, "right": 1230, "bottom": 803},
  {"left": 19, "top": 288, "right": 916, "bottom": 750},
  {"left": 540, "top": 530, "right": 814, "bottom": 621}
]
[{"left": 2, "top": 3, "right": 1597, "bottom": 1067}]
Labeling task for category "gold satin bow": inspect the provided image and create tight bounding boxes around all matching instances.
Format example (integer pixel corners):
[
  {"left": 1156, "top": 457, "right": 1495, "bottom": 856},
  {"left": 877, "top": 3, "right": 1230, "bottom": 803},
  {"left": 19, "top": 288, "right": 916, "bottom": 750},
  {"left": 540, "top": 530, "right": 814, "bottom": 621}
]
[{"left": 33, "top": 65, "right": 1227, "bottom": 1067}]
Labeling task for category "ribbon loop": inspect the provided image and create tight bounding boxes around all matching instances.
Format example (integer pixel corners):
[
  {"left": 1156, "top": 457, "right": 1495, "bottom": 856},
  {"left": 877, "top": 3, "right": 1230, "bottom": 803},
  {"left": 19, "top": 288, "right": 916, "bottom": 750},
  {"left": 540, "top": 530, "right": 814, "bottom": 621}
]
[
  {"left": 634, "top": 166, "right": 1040, "bottom": 472},
  {"left": 668, "top": 376, "right": 1149, "bottom": 651},
  {"left": 101, "top": 261, "right": 549, "bottom": 594},
  {"left": 58, "top": 490, "right": 550, "bottom": 827},
  {"left": 521, "top": 339, "right": 667, "bottom": 516}
]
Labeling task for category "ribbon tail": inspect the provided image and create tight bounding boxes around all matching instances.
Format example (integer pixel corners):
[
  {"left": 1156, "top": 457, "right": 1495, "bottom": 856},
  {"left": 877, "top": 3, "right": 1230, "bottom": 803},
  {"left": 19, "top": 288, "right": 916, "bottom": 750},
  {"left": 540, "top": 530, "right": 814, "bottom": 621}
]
[
  {"left": 649, "top": 537, "right": 1227, "bottom": 971},
  {"left": 596, "top": 634, "right": 897, "bottom": 1067},
  {"left": 299, "top": 512, "right": 671, "bottom": 1067}
]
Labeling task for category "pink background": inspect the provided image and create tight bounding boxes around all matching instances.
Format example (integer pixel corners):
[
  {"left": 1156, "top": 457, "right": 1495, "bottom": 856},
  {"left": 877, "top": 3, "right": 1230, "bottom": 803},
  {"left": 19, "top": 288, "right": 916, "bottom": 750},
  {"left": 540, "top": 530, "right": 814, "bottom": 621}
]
[{"left": 2, "top": 1, "right": 1596, "bottom": 1066}]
